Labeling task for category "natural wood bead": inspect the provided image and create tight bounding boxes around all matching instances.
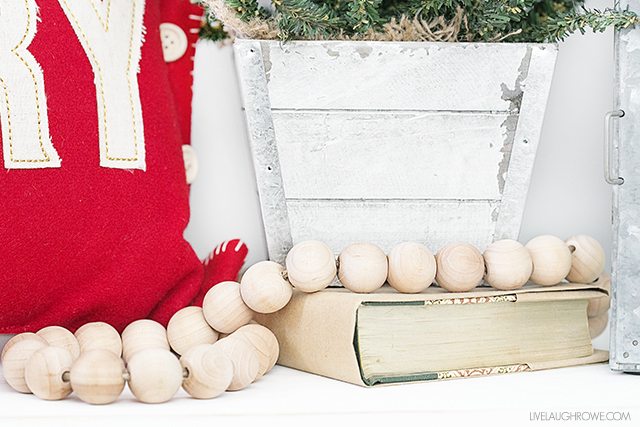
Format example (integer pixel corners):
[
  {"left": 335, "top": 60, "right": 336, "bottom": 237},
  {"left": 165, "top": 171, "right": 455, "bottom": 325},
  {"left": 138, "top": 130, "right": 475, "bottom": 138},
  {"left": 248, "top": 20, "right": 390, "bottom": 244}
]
[
  {"left": 234, "top": 324, "right": 279, "bottom": 378},
  {"left": 37, "top": 326, "right": 81, "bottom": 360},
  {"left": 285, "top": 240, "right": 337, "bottom": 293},
  {"left": 435, "top": 243, "right": 484, "bottom": 292},
  {"left": 387, "top": 242, "right": 436, "bottom": 293},
  {"left": 70, "top": 349, "right": 125, "bottom": 405},
  {"left": 2, "top": 338, "right": 48, "bottom": 393},
  {"left": 24, "top": 346, "right": 73, "bottom": 400},
  {"left": 181, "top": 344, "right": 233, "bottom": 399},
  {"left": 240, "top": 261, "right": 293, "bottom": 314},
  {"left": 75, "top": 322, "right": 122, "bottom": 357},
  {"left": 483, "top": 239, "right": 533, "bottom": 291},
  {"left": 203, "top": 281, "right": 254, "bottom": 334},
  {"left": 338, "top": 243, "right": 388, "bottom": 293},
  {"left": 127, "top": 348, "right": 183, "bottom": 404},
  {"left": 525, "top": 235, "right": 572, "bottom": 286},
  {"left": 588, "top": 295, "right": 611, "bottom": 318},
  {"left": 214, "top": 337, "right": 260, "bottom": 391},
  {"left": 167, "top": 306, "right": 219, "bottom": 356},
  {"left": 589, "top": 312, "right": 608, "bottom": 338},
  {"left": 121, "top": 319, "right": 170, "bottom": 363},
  {"left": 1, "top": 332, "right": 46, "bottom": 363},
  {"left": 566, "top": 235, "right": 605, "bottom": 283}
]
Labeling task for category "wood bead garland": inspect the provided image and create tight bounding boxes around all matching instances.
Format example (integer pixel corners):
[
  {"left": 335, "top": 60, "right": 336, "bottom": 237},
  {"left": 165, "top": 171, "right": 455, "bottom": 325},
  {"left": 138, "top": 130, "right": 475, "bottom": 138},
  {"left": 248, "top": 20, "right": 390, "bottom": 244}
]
[
  {"left": 181, "top": 344, "right": 234, "bottom": 399},
  {"left": 387, "top": 242, "right": 436, "bottom": 293},
  {"left": 234, "top": 324, "right": 279, "bottom": 378},
  {"left": 483, "top": 239, "right": 533, "bottom": 291},
  {"left": 1, "top": 332, "right": 46, "bottom": 363},
  {"left": 589, "top": 313, "right": 608, "bottom": 338},
  {"left": 127, "top": 348, "right": 183, "bottom": 404},
  {"left": 525, "top": 235, "right": 572, "bottom": 286},
  {"left": 2, "top": 337, "right": 48, "bottom": 393},
  {"left": 285, "top": 240, "right": 337, "bottom": 293},
  {"left": 69, "top": 349, "right": 126, "bottom": 405},
  {"left": 435, "top": 243, "right": 484, "bottom": 292},
  {"left": 566, "top": 235, "right": 606, "bottom": 283},
  {"left": 338, "top": 243, "right": 388, "bottom": 293},
  {"left": 588, "top": 279, "right": 611, "bottom": 318},
  {"left": 214, "top": 337, "right": 260, "bottom": 391},
  {"left": 121, "top": 319, "right": 170, "bottom": 362},
  {"left": 167, "top": 306, "right": 219, "bottom": 356},
  {"left": 24, "top": 346, "right": 73, "bottom": 400},
  {"left": 203, "top": 281, "right": 254, "bottom": 334},
  {"left": 240, "top": 261, "right": 293, "bottom": 314},
  {"left": 36, "top": 326, "right": 81, "bottom": 360},
  {"left": 75, "top": 322, "right": 122, "bottom": 357}
]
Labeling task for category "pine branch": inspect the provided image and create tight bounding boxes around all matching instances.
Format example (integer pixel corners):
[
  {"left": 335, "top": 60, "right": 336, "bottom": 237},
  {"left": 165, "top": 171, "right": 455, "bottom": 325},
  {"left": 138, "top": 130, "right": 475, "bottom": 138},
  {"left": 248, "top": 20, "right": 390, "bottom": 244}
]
[{"left": 273, "top": 0, "right": 344, "bottom": 39}]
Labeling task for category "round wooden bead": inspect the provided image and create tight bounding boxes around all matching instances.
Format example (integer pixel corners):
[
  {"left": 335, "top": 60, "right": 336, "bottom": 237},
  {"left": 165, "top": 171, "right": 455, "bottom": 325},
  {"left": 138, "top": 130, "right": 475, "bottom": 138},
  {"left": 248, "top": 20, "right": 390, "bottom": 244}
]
[
  {"left": 214, "top": 337, "right": 260, "bottom": 391},
  {"left": 2, "top": 338, "right": 48, "bottom": 393},
  {"left": 127, "top": 349, "right": 183, "bottom": 404},
  {"left": 240, "top": 261, "right": 293, "bottom": 314},
  {"left": 203, "top": 281, "right": 254, "bottom": 334},
  {"left": 1, "top": 332, "right": 47, "bottom": 363},
  {"left": 483, "top": 239, "right": 533, "bottom": 291},
  {"left": 525, "top": 235, "right": 572, "bottom": 286},
  {"left": 234, "top": 324, "right": 279, "bottom": 378},
  {"left": 167, "top": 306, "right": 219, "bottom": 356},
  {"left": 387, "top": 242, "right": 436, "bottom": 293},
  {"left": 70, "top": 349, "right": 126, "bottom": 405},
  {"left": 180, "top": 344, "right": 233, "bottom": 399},
  {"left": 121, "top": 319, "right": 170, "bottom": 363},
  {"left": 338, "top": 243, "right": 388, "bottom": 293},
  {"left": 588, "top": 295, "right": 611, "bottom": 318},
  {"left": 37, "top": 326, "right": 81, "bottom": 360},
  {"left": 285, "top": 240, "right": 337, "bottom": 293},
  {"left": 435, "top": 243, "right": 484, "bottom": 292},
  {"left": 75, "top": 322, "right": 122, "bottom": 357},
  {"left": 24, "top": 346, "right": 73, "bottom": 400},
  {"left": 566, "top": 235, "right": 606, "bottom": 283},
  {"left": 589, "top": 312, "right": 608, "bottom": 338}
]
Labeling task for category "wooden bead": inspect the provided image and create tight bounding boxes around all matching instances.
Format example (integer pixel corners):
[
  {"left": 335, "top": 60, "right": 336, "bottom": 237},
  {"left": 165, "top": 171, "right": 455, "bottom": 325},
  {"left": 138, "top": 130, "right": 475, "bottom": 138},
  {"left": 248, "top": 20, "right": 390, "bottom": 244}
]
[
  {"left": 234, "top": 324, "right": 279, "bottom": 378},
  {"left": 168, "top": 306, "right": 219, "bottom": 356},
  {"left": 483, "top": 239, "right": 533, "bottom": 290},
  {"left": 387, "top": 242, "right": 436, "bottom": 293},
  {"left": 525, "top": 235, "right": 572, "bottom": 286},
  {"left": 285, "top": 240, "right": 337, "bottom": 293},
  {"left": 24, "top": 346, "right": 73, "bottom": 400},
  {"left": 70, "top": 350, "right": 125, "bottom": 405},
  {"left": 589, "top": 312, "right": 608, "bottom": 338},
  {"left": 203, "top": 281, "right": 254, "bottom": 334},
  {"left": 435, "top": 243, "right": 484, "bottom": 292},
  {"left": 75, "top": 322, "right": 122, "bottom": 357},
  {"left": 566, "top": 235, "right": 605, "bottom": 283},
  {"left": 240, "top": 261, "right": 293, "bottom": 314},
  {"left": 214, "top": 337, "right": 260, "bottom": 391},
  {"left": 2, "top": 338, "right": 48, "bottom": 393},
  {"left": 338, "top": 243, "right": 388, "bottom": 293},
  {"left": 181, "top": 344, "right": 233, "bottom": 399},
  {"left": 121, "top": 319, "right": 170, "bottom": 363},
  {"left": 127, "top": 348, "right": 183, "bottom": 403},
  {"left": 1, "top": 332, "right": 47, "bottom": 363},
  {"left": 37, "top": 326, "right": 81, "bottom": 360},
  {"left": 588, "top": 295, "right": 611, "bottom": 318}
]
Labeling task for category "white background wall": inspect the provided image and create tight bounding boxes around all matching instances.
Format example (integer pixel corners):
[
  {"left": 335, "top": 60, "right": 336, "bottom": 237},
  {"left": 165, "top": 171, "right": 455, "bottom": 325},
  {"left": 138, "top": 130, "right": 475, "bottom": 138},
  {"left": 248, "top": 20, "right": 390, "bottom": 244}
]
[{"left": 184, "top": 0, "right": 615, "bottom": 349}]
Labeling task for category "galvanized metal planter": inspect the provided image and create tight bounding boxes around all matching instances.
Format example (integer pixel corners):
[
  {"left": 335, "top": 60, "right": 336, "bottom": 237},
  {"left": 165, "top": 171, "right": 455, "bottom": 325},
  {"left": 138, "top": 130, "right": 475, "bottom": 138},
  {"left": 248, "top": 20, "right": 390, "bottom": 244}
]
[{"left": 234, "top": 40, "right": 558, "bottom": 262}]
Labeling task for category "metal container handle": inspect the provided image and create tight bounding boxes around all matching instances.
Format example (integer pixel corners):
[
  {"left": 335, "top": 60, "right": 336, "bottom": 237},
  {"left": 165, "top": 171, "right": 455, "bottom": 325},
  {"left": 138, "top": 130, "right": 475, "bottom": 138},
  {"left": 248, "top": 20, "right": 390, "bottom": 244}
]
[{"left": 605, "top": 109, "right": 625, "bottom": 185}]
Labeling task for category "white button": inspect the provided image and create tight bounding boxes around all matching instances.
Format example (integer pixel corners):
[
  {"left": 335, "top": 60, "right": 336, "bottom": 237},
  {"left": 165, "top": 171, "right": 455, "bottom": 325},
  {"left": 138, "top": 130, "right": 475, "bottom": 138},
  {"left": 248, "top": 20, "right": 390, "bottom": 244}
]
[
  {"left": 160, "top": 23, "right": 188, "bottom": 62},
  {"left": 182, "top": 145, "right": 198, "bottom": 184}
]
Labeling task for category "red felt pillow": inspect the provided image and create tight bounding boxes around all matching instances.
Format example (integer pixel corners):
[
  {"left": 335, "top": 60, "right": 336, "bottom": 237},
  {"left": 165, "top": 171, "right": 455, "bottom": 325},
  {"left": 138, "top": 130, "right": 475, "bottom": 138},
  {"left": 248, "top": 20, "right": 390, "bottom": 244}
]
[{"left": 0, "top": 0, "right": 211, "bottom": 332}]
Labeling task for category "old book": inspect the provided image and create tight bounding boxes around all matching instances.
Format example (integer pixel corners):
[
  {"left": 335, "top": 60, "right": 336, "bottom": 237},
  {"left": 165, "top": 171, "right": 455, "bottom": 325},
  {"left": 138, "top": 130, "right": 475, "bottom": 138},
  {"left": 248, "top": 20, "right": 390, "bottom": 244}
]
[{"left": 257, "top": 277, "right": 609, "bottom": 386}]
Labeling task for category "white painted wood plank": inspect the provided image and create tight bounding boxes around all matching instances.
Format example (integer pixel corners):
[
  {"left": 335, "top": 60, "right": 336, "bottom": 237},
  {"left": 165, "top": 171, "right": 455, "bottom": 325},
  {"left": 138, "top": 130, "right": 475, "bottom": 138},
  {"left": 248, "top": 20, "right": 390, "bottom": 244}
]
[
  {"left": 261, "top": 41, "right": 543, "bottom": 111},
  {"left": 286, "top": 199, "right": 498, "bottom": 255},
  {"left": 273, "top": 111, "right": 513, "bottom": 200}
]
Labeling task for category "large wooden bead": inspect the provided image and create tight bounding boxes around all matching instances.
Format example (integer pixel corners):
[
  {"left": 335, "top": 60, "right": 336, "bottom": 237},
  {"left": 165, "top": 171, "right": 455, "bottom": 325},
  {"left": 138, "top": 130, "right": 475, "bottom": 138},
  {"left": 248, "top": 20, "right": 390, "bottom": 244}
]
[
  {"left": 589, "top": 312, "right": 608, "bottom": 338},
  {"left": 167, "top": 306, "right": 219, "bottom": 355},
  {"left": 338, "top": 243, "right": 388, "bottom": 293},
  {"left": 588, "top": 295, "right": 611, "bottom": 318},
  {"left": 181, "top": 344, "right": 233, "bottom": 399},
  {"left": 234, "top": 324, "right": 279, "bottom": 378},
  {"left": 70, "top": 350, "right": 125, "bottom": 405},
  {"left": 24, "top": 346, "right": 73, "bottom": 400},
  {"left": 121, "top": 319, "right": 170, "bottom": 363},
  {"left": 214, "top": 337, "right": 260, "bottom": 391},
  {"left": 566, "top": 235, "right": 606, "bottom": 283},
  {"left": 525, "top": 235, "right": 572, "bottom": 286},
  {"left": 127, "top": 349, "right": 183, "bottom": 404},
  {"left": 203, "top": 281, "right": 254, "bottom": 334},
  {"left": 1, "top": 332, "right": 46, "bottom": 363},
  {"left": 240, "top": 261, "right": 293, "bottom": 314},
  {"left": 285, "top": 240, "right": 337, "bottom": 293},
  {"left": 387, "top": 242, "right": 436, "bottom": 293},
  {"left": 435, "top": 243, "right": 484, "bottom": 292},
  {"left": 483, "top": 239, "right": 533, "bottom": 290},
  {"left": 75, "top": 322, "right": 122, "bottom": 357},
  {"left": 37, "top": 326, "right": 81, "bottom": 360},
  {"left": 2, "top": 338, "right": 48, "bottom": 393}
]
